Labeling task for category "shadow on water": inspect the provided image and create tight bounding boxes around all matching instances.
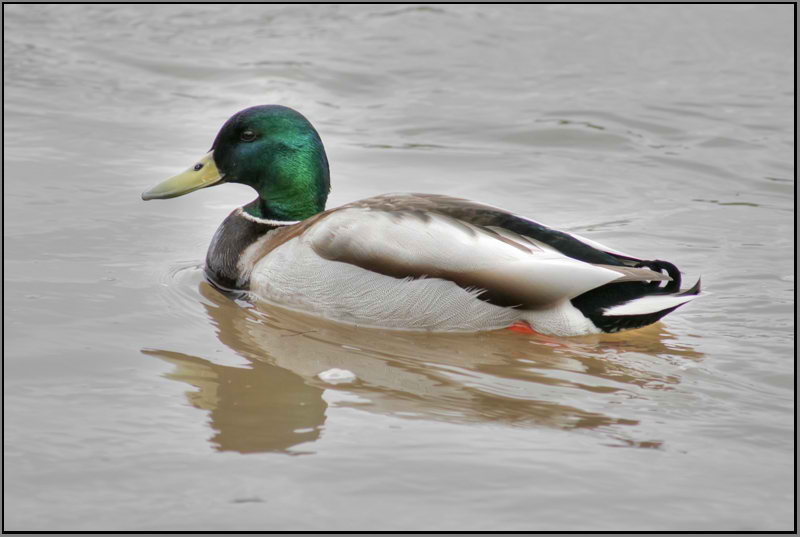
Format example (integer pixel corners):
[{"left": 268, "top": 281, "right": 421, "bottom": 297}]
[{"left": 143, "top": 281, "right": 704, "bottom": 455}]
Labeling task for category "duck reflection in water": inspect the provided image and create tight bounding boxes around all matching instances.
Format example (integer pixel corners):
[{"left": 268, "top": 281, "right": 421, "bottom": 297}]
[{"left": 143, "top": 282, "right": 704, "bottom": 455}]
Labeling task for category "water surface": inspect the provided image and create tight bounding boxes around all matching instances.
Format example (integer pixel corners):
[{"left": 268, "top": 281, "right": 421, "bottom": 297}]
[{"left": 3, "top": 4, "right": 794, "bottom": 530}]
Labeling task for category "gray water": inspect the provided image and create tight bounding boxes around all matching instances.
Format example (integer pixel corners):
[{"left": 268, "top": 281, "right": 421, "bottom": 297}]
[{"left": 3, "top": 4, "right": 794, "bottom": 531}]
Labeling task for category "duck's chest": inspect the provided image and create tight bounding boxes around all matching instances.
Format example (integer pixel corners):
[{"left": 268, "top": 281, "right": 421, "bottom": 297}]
[{"left": 205, "top": 210, "right": 280, "bottom": 290}]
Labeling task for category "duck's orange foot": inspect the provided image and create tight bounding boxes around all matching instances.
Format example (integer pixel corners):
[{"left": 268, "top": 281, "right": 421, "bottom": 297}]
[
  {"left": 508, "top": 321, "right": 539, "bottom": 335},
  {"left": 507, "top": 321, "right": 563, "bottom": 346}
]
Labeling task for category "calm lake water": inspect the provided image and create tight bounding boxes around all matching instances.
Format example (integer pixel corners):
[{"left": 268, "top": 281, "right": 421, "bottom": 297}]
[{"left": 3, "top": 4, "right": 794, "bottom": 531}]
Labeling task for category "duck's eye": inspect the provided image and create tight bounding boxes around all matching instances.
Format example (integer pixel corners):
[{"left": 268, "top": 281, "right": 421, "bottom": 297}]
[
  {"left": 241, "top": 130, "right": 256, "bottom": 142},
  {"left": 194, "top": 163, "right": 204, "bottom": 171}
]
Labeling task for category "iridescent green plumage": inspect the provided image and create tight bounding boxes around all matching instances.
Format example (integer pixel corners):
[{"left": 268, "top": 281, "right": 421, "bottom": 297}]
[{"left": 211, "top": 105, "right": 330, "bottom": 221}]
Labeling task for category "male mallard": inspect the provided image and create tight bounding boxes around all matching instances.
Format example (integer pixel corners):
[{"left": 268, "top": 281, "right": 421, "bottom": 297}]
[{"left": 143, "top": 105, "right": 700, "bottom": 336}]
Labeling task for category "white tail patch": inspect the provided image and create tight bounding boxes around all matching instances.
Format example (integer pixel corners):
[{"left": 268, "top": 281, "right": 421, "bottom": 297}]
[{"left": 602, "top": 293, "right": 699, "bottom": 316}]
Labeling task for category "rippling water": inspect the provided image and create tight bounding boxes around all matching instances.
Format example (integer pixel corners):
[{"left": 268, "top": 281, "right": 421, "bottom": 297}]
[{"left": 3, "top": 4, "right": 794, "bottom": 530}]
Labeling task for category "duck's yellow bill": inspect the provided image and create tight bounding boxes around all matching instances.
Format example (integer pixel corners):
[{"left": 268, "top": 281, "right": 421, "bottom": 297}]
[{"left": 142, "top": 151, "right": 223, "bottom": 200}]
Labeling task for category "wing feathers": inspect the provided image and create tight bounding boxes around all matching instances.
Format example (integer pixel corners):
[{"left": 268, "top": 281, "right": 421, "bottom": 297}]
[
  {"left": 596, "top": 264, "right": 673, "bottom": 283},
  {"left": 306, "top": 207, "right": 665, "bottom": 309}
]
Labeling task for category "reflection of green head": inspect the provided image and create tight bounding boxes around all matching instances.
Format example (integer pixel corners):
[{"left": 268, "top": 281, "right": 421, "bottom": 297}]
[
  {"left": 212, "top": 105, "right": 331, "bottom": 221},
  {"left": 149, "top": 348, "right": 327, "bottom": 454}
]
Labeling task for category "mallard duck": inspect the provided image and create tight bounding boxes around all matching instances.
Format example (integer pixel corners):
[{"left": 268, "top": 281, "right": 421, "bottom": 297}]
[{"left": 143, "top": 105, "right": 700, "bottom": 336}]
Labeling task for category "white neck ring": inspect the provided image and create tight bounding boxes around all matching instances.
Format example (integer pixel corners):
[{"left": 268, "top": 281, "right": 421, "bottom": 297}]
[{"left": 236, "top": 207, "right": 300, "bottom": 226}]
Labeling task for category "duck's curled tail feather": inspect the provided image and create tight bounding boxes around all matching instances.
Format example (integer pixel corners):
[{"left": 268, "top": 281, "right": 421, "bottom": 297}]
[{"left": 571, "top": 259, "right": 701, "bottom": 333}]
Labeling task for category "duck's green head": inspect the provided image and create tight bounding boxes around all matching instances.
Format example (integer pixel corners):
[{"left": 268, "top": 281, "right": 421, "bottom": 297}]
[{"left": 142, "top": 105, "right": 330, "bottom": 222}]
